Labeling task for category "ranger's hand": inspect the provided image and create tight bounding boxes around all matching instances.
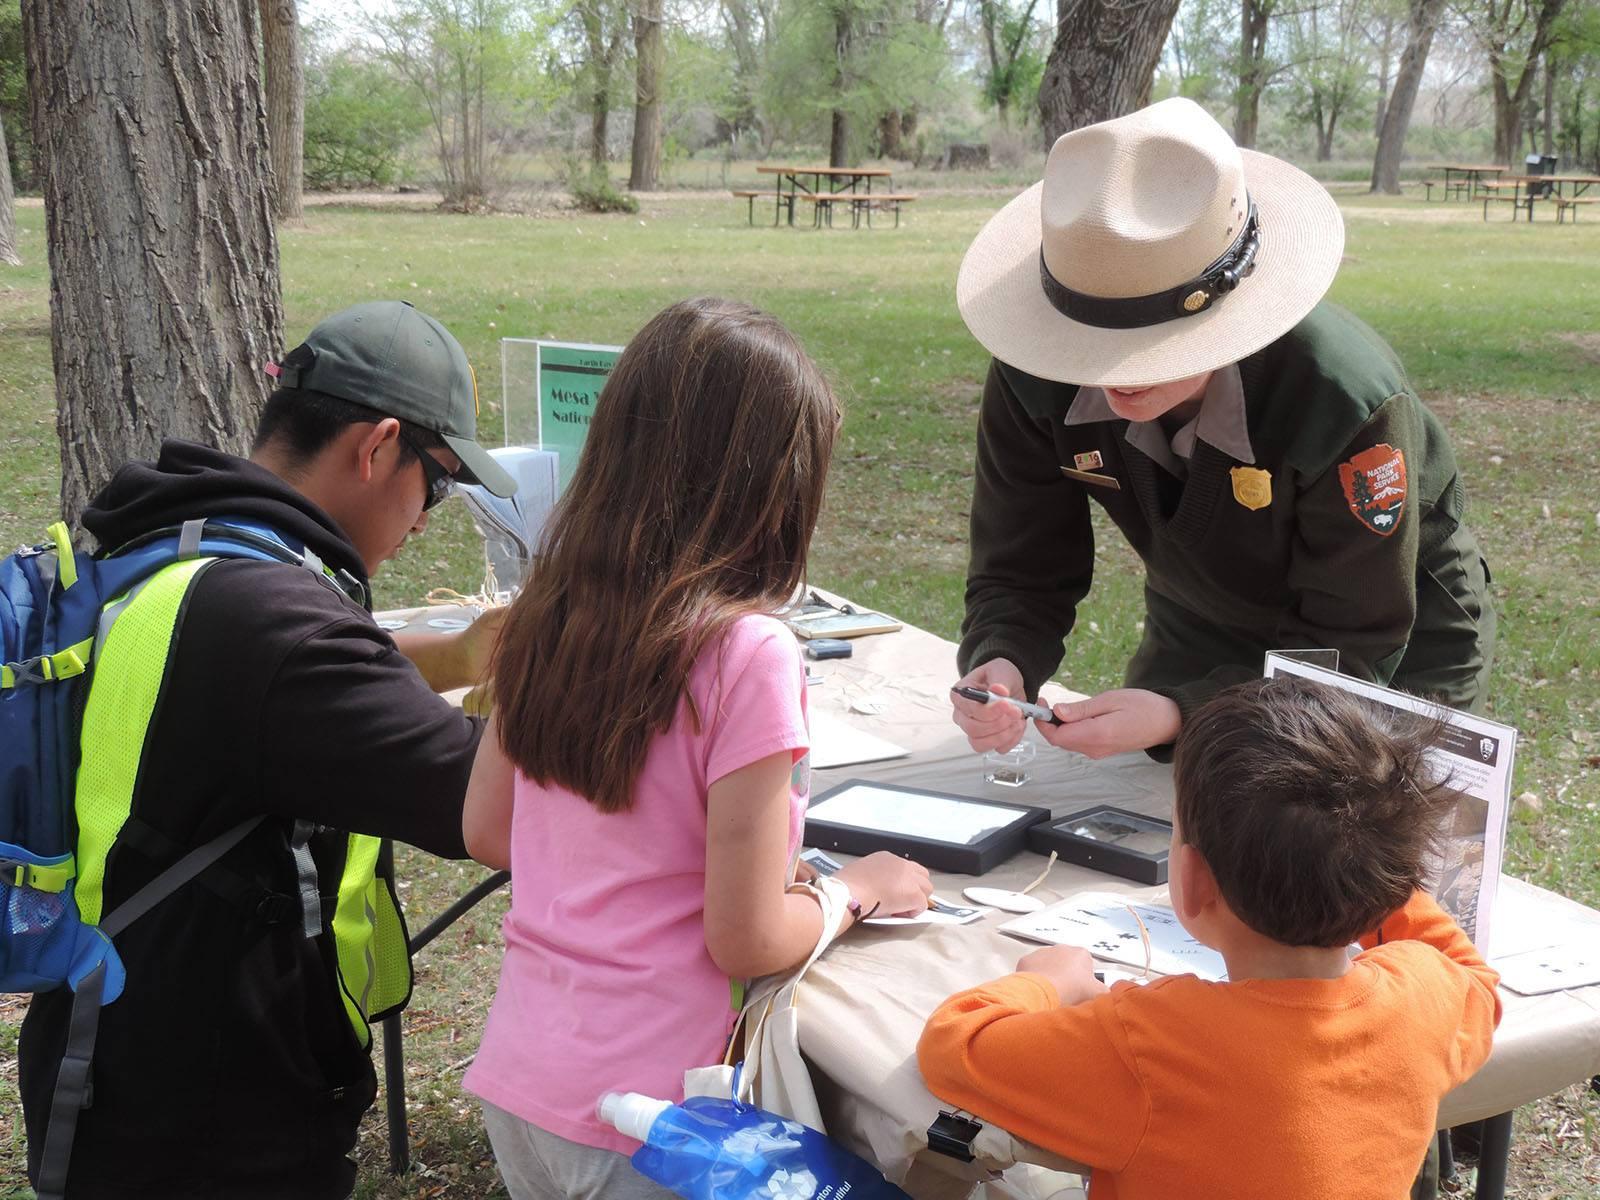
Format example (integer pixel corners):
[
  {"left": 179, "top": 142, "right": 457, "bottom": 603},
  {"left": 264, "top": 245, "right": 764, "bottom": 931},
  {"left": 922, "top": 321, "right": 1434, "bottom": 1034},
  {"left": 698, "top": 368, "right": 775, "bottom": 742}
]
[
  {"left": 950, "top": 658, "right": 1028, "bottom": 753},
  {"left": 1036, "top": 688, "right": 1181, "bottom": 758}
]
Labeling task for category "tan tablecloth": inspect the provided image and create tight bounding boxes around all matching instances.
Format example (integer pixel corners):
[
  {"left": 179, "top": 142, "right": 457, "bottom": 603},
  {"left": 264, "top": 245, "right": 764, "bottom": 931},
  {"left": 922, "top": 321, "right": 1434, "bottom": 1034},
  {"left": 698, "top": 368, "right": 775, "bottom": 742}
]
[
  {"left": 797, "top": 612, "right": 1600, "bottom": 1195},
  {"left": 383, "top": 603, "right": 1600, "bottom": 1197}
]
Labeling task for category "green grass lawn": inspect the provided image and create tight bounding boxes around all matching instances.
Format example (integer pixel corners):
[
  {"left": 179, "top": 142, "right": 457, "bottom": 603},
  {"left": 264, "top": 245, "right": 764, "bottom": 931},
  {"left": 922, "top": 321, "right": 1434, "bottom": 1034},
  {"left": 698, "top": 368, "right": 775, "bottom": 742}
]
[{"left": 1, "top": 184, "right": 1597, "bottom": 1197}]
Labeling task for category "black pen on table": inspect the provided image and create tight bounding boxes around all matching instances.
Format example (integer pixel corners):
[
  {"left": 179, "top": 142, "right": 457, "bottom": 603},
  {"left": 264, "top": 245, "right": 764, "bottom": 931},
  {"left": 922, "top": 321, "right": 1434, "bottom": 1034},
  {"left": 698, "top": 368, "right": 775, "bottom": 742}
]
[{"left": 950, "top": 685, "right": 1063, "bottom": 726}]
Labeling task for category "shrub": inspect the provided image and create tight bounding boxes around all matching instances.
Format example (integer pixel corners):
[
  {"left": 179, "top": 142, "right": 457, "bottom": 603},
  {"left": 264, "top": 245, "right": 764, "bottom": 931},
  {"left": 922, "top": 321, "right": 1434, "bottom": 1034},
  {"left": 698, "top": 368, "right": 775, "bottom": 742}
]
[{"left": 567, "top": 162, "right": 638, "bottom": 213}]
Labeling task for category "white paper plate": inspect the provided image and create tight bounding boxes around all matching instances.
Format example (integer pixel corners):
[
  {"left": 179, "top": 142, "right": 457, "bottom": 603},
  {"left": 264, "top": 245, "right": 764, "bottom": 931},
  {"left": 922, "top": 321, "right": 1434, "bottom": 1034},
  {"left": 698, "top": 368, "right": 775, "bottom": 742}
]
[{"left": 963, "top": 886, "right": 1045, "bottom": 914}]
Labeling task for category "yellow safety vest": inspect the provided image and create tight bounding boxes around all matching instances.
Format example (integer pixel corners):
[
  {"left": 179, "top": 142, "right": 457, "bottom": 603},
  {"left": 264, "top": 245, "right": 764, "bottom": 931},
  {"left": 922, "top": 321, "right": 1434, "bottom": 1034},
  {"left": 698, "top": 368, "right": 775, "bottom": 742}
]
[{"left": 72, "top": 556, "right": 411, "bottom": 1045}]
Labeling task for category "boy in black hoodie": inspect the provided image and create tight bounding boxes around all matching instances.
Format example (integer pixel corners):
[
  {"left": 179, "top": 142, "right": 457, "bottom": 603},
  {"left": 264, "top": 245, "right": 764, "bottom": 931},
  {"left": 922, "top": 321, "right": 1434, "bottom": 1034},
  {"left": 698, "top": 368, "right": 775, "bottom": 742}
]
[{"left": 20, "top": 301, "right": 516, "bottom": 1200}]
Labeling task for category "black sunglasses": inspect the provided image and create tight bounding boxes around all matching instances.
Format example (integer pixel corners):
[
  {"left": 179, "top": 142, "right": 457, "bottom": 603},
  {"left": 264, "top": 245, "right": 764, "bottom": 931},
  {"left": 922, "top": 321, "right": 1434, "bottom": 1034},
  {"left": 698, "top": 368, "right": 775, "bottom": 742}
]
[{"left": 398, "top": 432, "right": 455, "bottom": 511}]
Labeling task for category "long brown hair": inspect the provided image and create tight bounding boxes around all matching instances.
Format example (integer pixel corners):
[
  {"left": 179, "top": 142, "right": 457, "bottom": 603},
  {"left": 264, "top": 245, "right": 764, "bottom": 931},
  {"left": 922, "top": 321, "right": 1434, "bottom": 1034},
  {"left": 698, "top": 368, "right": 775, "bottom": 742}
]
[{"left": 493, "top": 298, "right": 840, "bottom": 812}]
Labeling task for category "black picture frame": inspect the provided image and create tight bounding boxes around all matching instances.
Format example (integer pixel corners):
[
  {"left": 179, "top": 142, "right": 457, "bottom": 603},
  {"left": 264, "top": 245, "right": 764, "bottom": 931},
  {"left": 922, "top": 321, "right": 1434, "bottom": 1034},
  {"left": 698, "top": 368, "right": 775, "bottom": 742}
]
[
  {"left": 1026, "top": 806, "right": 1172, "bottom": 885},
  {"left": 805, "top": 779, "right": 1050, "bottom": 875}
]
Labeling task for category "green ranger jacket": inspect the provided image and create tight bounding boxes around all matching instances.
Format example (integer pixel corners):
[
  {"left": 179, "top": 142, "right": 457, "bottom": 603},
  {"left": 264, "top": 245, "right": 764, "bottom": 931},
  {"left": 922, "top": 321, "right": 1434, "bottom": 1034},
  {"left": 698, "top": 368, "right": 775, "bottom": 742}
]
[{"left": 959, "top": 302, "right": 1495, "bottom": 722}]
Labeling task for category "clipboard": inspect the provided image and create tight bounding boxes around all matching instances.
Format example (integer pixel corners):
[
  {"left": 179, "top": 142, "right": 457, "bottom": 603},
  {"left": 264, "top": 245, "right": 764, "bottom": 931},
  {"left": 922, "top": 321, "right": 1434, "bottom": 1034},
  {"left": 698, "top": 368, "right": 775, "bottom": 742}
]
[{"left": 784, "top": 591, "right": 902, "bottom": 640}]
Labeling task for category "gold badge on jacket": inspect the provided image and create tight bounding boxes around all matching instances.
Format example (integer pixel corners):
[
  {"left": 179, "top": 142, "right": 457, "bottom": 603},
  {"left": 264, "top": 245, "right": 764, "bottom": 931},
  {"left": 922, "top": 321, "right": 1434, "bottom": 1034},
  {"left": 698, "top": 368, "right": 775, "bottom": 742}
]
[{"left": 1230, "top": 466, "right": 1272, "bottom": 511}]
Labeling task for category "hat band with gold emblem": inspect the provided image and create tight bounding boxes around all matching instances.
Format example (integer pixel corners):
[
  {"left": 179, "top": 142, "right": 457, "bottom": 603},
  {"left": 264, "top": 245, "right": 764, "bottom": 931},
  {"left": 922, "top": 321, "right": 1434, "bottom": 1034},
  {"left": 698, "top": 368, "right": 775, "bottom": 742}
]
[{"left": 1038, "top": 202, "right": 1262, "bottom": 331}]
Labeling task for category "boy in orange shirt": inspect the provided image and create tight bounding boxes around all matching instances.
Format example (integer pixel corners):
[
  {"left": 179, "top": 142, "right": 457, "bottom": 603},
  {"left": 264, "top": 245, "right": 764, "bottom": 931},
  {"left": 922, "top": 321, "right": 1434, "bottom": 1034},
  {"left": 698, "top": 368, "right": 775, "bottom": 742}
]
[{"left": 918, "top": 676, "right": 1502, "bottom": 1200}]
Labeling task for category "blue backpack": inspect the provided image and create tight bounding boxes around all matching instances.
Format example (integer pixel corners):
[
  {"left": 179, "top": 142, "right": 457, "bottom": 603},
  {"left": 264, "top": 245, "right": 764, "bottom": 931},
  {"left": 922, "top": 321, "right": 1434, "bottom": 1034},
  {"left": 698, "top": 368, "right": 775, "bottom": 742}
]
[{"left": 0, "top": 515, "right": 365, "bottom": 1200}]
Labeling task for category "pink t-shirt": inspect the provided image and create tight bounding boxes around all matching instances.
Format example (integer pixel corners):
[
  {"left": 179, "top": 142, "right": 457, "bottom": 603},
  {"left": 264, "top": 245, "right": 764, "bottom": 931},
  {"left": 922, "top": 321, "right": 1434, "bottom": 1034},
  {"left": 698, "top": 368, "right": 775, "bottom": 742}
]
[{"left": 465, "top": 614, "right": 810, "bottom": 1152}]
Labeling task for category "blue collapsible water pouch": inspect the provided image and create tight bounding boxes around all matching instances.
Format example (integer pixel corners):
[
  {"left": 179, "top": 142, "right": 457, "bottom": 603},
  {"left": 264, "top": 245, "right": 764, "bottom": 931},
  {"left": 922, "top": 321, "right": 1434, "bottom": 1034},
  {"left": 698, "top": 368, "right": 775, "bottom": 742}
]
[{"left": 600, "top": 1091, "right": 913, "bottom": 1200}]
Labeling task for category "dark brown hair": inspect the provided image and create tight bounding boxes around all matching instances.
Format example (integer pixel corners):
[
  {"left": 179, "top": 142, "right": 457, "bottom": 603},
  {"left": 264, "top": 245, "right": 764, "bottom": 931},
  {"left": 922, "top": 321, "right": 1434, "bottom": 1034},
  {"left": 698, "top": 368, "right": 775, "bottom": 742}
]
[
  {"left": 1173, "top": 676, "right": 1463, "bottom": 947},
  {"left": 493, "top": 297, "right": 840, "bottom": 813}
]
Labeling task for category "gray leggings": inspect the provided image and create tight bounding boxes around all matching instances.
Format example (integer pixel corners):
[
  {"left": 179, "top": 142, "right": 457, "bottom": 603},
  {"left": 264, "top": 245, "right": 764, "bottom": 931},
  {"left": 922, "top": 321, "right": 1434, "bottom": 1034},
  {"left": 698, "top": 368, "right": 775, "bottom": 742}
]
[{"left": 480, "top": 1098, "right": 677, "bottom": 1200}]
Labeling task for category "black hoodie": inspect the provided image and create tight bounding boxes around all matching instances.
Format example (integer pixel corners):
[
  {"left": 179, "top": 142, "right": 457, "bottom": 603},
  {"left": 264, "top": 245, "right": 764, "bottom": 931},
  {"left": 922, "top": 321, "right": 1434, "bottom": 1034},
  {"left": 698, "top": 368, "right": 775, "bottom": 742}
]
[{"left": 20, "top": 441, "right": 481, "bottom": 1200}]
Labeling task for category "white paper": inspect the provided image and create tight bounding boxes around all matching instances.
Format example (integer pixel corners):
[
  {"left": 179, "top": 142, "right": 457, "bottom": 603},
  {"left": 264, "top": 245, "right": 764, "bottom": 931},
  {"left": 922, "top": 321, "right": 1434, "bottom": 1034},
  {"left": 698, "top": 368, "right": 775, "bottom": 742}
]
[
  {"left": 1263, "top": 654, "right": 1515, "bottom": 950},
  {"left": 1492, "top": 945, "right": 1600, "bottom": 996},
  {"left": 865, "top": 896, "right": 988, "bottom": 927},
  {"left": 808, "top": 712, "right": 910, "bottom": 770},
  {"left": 808, "top": 784, "right": 1029, "bottom": 847},
  {"left": 1001, "top": 892, "right": 1229, "bottom": 982}
]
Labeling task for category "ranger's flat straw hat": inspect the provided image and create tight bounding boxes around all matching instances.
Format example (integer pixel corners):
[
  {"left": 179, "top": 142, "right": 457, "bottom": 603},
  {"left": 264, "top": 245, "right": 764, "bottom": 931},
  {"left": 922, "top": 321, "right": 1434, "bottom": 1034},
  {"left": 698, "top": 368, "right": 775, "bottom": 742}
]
[{"left": 956, "top": 98, "right": 1345, "bottom": 389}]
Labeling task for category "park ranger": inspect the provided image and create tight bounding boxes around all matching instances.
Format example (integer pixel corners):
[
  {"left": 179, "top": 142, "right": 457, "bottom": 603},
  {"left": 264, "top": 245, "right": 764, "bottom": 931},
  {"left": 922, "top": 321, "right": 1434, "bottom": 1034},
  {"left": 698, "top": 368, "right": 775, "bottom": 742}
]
[{"left": 949, "top": 98, "right": 1494, "bottom": 762}]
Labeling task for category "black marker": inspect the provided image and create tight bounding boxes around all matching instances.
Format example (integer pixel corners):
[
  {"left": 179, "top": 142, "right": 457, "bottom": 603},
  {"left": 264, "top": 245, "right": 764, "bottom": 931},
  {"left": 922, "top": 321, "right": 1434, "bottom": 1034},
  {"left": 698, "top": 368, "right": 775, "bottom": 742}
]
[{"left": 951, "top": 685, "right": 1063, "bottom": 725}]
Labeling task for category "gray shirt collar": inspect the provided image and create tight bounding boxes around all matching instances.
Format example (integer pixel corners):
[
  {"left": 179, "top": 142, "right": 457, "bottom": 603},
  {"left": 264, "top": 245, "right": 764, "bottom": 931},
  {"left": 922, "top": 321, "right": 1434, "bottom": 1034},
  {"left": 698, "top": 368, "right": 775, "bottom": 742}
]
[{"left": 1064, "top": 364, "right": 1255, "bottom": 476}]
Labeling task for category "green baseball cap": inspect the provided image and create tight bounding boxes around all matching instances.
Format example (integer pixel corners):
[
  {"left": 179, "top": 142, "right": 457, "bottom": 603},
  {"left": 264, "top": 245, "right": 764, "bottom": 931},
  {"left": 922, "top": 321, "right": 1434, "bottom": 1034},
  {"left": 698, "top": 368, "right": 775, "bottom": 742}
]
[{"left": 271, "top": 300, "right": 517, "bottom": 497}]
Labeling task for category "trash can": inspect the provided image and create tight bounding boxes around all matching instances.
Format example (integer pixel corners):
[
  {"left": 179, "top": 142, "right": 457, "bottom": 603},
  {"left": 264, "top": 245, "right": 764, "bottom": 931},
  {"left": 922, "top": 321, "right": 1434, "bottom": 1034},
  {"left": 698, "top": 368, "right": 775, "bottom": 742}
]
[{"left": 1525, "top": 154, "right": 1555, "bottom": 198}]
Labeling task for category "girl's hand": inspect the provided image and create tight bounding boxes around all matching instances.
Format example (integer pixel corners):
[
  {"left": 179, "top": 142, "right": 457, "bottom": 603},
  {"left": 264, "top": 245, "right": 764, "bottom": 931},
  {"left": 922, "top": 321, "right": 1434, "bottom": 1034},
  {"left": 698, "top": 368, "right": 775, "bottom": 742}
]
[
  {"left": 950, "top": 658, "right": 1028, "bottom": 753},
  {"left": 1017, "top": 946, "right": 1108, "bottom": 1006},
  {"left": 834, "top": 852, "right": 933, "bottom": 920}
]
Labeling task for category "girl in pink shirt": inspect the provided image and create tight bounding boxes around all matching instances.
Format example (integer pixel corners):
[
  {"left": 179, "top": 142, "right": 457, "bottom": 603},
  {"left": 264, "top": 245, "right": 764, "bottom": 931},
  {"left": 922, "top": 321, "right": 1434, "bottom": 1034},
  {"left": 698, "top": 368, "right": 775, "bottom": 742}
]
[{"left": 461, "top": 298, "right": 933, "bottom": 1200}]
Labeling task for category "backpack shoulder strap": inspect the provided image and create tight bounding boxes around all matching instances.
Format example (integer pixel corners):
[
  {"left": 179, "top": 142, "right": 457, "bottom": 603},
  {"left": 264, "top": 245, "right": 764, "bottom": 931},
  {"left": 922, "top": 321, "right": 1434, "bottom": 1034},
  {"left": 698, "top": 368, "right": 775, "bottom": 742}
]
[{"left": 33, "top": 815, "right": 264, "bottom": 1200}]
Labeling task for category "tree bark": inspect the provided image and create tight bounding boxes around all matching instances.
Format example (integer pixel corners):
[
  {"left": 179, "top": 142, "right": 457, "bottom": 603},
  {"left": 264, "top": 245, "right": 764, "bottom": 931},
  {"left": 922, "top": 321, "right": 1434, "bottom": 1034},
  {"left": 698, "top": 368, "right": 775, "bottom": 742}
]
[
  {"left": 829, "top": 5, "right": 852, "bottom": 167},
  {"left": 22, "top": 0, "right": 283, "bottom": 527},
  {"left": 628, "top": 0, "right": 664, "bottom": 191},
  {"left": 259, "top": 0, "right": 303, "bottom": 221},
  {"left": 1037, "top": 0, "right": 1181, "bottom": 146},
  {"left": 1374, "top": 10, "right": 1396, "bottom": 135},
  {"left": 0, "top": 111, "right": 20, "bottom": 267},
  {"left": 1370, "top": 0, "right": 1448, "bottom": 194},
  {"left": 877, "top": 110, "right": 903, "bottom": 158},
  {"left": 1541, "top": 49, "right": 1553, "bottom": 156},
  {"left": 1234, "top": 0, "right": 1272, "bottom": 148}
]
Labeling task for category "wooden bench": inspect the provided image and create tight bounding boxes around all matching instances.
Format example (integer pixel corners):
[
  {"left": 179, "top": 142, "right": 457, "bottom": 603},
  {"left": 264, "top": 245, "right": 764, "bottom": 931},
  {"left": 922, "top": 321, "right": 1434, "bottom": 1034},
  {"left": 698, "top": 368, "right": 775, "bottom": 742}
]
[
  {"left": 732, "top": 188, "right": 791, "bottom": 226},
  {"left": 1422, "top": 178, "right": 1469, "bottom": 202},
  {"left": 798, "top": 193, "right": 855, "bottom": 228},
  {"left": 853, "top": 193, "right": 917, "bottom": 228},
  {"left": 799, "top": 191, "right": 918, "bottom": 229},
  {"left": 1556, "top": 196, "right": 1599, "bottom": 225},
  {"left": 1480, "top": 182, "right": 1526, "bottom": 221}
]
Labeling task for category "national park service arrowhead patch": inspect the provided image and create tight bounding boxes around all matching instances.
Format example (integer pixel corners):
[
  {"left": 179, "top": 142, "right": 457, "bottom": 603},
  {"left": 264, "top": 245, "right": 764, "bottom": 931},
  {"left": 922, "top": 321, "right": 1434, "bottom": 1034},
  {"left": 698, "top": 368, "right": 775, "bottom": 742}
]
[
  {"left": 1229, "top": 466, "right": 1272, "bottom": 511},
  {"left": 1339, "top": 443, "right": 1407, "bottom": 535}
]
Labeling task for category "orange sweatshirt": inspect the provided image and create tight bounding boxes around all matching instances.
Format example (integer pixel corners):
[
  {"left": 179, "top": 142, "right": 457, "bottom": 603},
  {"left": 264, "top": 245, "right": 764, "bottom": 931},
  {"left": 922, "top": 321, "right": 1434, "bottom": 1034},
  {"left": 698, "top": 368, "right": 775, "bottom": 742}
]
[{"left": 918, "top": 892, "right": 1501, "bottom": 1200}]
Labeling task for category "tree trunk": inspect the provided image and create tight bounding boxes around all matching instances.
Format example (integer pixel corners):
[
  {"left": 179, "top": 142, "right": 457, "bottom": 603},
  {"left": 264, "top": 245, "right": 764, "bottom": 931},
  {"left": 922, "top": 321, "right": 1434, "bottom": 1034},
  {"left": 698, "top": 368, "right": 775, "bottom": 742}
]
[
  {"left": 1318, "top": 112, "right": 1337, "bottom": 161},
  {"left": 592, "top": 97, "right": 610, "bottom": 166},
  {"left": 1233, "top": 0, "right": 1270, "bottom": 148},
  {"left": 1491, "top": 66, "right": 1519, "bottom": 166},
  {"left": 628, "top": 0, "right": 664, "bottom": 191},
  {"left": 1374, "top": 11, "right": 1396, "bottom": 135},
  {"left": 1370, "top": 0, "right": 1448, "bottom": 194},
  {"left": 829, "top": 6, "right": 852, "bottom": 168},
  {"left": 878, "top": 110, "right": 903, "bottom": 158},
  {"left": 22, "top": 0, "right": 283, "bottom": 528},
  {"left": 1037, "top": 0, "right": 1182, "bottom": 146},
  {"left": 258, "top": 0, "right": 303, "bottom": 222},
  {"left": 1541, "top": 49, "right": 1554, "bottom": 157},
  {"left": 0, "top": 112, "right": 20, "bottom": 267},
  {"left": 830, "top": 110, "right": 850, "bottom": 167}
]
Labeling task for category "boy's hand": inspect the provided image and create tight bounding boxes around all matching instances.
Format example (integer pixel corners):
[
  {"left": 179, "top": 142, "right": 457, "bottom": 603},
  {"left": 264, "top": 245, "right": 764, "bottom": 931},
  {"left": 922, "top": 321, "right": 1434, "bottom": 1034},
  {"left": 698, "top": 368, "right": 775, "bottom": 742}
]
[{"left": 1017, "top": 946, "right": 1109, "bottom": 1006}]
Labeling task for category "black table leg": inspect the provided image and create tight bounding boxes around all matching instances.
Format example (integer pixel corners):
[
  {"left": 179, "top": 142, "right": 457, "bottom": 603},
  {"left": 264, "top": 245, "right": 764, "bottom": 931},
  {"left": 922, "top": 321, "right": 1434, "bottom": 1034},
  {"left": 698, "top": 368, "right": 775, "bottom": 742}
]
[
  {"left": 1438, "top": 1129, "right": 1455, "bottom": 1181},
  {"left": 384, "top": 867, "right": 512, "bottom": 1175},
  {"left": 1474, "top": 1110, "right": 1513, "bottom": 1200},
  {"left": 383, "top": 1012, "right": 410, "bottom": 1175}
]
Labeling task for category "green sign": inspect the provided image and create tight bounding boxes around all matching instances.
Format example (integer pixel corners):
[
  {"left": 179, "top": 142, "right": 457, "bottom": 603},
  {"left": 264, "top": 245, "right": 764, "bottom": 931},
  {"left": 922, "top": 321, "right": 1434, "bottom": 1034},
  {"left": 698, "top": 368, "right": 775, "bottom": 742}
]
[{"left": 537, "top": 341, "right": 622, "bottom": 492}]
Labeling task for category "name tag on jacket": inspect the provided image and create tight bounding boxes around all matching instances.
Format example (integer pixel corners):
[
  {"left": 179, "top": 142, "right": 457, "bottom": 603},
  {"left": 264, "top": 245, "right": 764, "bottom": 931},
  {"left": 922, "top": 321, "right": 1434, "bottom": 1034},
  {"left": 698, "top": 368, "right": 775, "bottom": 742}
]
[{"left": 1060, "top": 465, "right": 1121, "bottom": 491}]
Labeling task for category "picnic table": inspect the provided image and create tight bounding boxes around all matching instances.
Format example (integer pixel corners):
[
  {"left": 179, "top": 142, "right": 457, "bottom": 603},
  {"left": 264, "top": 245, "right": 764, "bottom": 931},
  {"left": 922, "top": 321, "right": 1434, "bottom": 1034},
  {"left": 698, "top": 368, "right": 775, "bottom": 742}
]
[
  {"left": 792, "top": 607, "right": 1600, "bottom": 1200},
  {"left": 1423, "top": 164, "right": 1507, "bottom": 202},
  {"left": 733, "top": 164, "right": 911, "bottom": 229},
  {"left": 1481, "top": 173, "right": 1600, "bottom": 223},
  {"left": 373, "top": 601, "right": 1600, "bottom": 1196}
]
